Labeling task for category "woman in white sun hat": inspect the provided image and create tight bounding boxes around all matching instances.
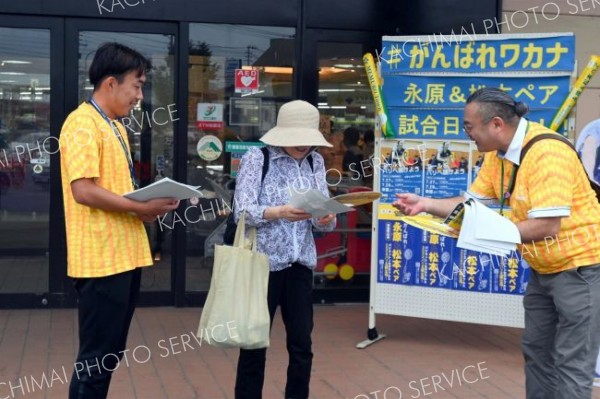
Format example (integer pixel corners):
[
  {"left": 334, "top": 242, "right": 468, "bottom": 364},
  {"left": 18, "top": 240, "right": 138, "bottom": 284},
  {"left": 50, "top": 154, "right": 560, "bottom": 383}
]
[{"left": 233, "top": 100, "right": 336, "bottom": 399}]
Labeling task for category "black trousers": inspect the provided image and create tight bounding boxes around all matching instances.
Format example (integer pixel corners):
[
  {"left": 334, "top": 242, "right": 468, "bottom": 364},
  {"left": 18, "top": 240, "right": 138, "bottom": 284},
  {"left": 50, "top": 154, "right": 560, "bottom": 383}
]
[
  {"left": 69, "top": 268, "right": 142, "bottom": 399},
  {"left": 235, "top": 263, "right": 314, "bottom": 399}
]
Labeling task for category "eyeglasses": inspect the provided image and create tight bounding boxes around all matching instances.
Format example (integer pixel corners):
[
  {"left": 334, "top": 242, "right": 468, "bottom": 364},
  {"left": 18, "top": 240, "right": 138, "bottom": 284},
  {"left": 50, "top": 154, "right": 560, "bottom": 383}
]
[{"left": 463, "top": 116, "right": 496, "bottom": 134}]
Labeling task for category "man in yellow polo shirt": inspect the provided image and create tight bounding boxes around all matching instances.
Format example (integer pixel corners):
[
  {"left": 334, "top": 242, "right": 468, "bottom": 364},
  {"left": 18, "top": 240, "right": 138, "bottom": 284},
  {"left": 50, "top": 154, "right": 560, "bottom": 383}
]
[
  {"left": 393, "top": 88, "right": 600, "bottom": 399},
  {"left": 60, "top": 42, "right": 179, "bottom": 399}
]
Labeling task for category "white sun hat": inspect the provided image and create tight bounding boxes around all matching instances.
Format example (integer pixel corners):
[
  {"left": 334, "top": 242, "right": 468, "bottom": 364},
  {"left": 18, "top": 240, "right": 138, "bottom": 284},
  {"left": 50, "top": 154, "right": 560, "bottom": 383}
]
[{"left": 259, "top": 100, "right": 333, "bottom": 147}]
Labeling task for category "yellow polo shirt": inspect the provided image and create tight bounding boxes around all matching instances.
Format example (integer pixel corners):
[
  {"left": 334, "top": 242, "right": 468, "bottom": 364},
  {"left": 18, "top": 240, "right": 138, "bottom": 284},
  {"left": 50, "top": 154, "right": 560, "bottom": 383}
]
[
  {"left": 60, "top": 102, "right": 152, "bottom": 278},
  {"left": 468, "top": 120, "right": 600, "bottom": 274}
]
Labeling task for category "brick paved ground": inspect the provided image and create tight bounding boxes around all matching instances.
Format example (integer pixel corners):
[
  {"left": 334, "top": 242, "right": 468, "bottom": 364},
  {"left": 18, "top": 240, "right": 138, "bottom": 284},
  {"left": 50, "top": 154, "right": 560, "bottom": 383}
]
[{"left": 1, "top": 304, "right": 599, "bottom": 398}]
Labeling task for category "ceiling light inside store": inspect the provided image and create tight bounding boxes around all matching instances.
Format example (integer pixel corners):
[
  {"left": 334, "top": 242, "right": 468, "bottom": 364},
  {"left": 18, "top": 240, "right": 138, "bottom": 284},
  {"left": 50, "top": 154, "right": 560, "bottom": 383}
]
[
  {"left": 1, "top": 60, "right": 31, "bottom": 66},
  {"left": 263, "top": 67, "right": 292, "bottom": 74},
  {"left": 319, "top": 67, "right": 349, "bottom": 75},
  {"left": 318, "top": 89, "right": 354, "bottom": 92},
  {"left": 333, "top": 64, "right": 364, "bottom": 69},
  {"left": 0, "top": 72, "right": 25, "bottom": 75}
]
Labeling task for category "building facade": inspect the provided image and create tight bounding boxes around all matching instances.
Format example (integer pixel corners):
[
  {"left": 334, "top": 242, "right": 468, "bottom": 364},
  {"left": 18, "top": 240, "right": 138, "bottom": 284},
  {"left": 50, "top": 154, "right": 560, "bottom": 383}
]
[{"left": 0, "top": 0, "right": 500, "bottom": 308}]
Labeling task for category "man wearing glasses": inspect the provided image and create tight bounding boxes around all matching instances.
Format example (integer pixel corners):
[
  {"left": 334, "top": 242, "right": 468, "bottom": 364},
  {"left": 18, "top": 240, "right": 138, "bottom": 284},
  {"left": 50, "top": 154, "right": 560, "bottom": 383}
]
[{"left": 393, "top": 87, "right": 600, "bottom": 399}]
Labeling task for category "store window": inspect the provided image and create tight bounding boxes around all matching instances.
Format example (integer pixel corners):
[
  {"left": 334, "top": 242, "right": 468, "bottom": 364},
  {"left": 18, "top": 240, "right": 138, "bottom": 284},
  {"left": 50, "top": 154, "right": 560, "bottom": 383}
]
[
  {"left": 186, "top": 24, "right": 296, "bottom": 291},
  {"left": 0, "top": 27, "right": 51, "bottom": 293}
]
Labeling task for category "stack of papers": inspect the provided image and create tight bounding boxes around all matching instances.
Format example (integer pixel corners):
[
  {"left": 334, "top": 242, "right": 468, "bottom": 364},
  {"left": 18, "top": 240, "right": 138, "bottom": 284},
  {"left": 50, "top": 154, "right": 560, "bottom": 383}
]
[
  {"left": 444, "top": 199, "right": 521, "bottom": 256},
  {"left": 290, "top": 189, "right": 354, "bottom": 218},
  {"left": 123, "top": 178, "right": 203, "bottom": 201}
]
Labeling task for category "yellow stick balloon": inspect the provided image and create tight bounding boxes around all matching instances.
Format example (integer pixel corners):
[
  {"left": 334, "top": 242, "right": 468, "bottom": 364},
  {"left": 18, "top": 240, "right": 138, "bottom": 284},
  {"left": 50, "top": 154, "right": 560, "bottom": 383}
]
[
  {"left": 363, "top": 53, "right": 394, "bottom": 138},
  {"left": 550, "top": 55, "right": 600, "bottom": 131}
]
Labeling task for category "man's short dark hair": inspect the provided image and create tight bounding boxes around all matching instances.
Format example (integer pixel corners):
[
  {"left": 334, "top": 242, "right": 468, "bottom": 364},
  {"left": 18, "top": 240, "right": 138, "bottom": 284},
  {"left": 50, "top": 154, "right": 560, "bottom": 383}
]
[
  {"left": 89, "top": 42, "right": 151, "bottom": 91},
  {"left": 466, "top": 88, "right": 529, "bottom": 125}
]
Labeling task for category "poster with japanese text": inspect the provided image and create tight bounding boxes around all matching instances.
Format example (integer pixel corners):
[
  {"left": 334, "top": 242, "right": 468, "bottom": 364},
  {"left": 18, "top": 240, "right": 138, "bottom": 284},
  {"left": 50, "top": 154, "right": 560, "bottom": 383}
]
[
  {"left": 380, "top": 34, "right": 574, "bottom": 137},
  {"left": 374, "top": 33, "right": 575, "bottom": 296}
]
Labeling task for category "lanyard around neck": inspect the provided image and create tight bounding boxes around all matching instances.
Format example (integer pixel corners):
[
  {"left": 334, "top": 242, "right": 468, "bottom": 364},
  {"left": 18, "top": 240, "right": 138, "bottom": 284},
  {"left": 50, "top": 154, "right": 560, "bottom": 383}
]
[
  {"left": 498, "top": 119, "right": 529, "bottom": 216},
  {"left": 88, "top": 99, "right": 138, "bottom": 189},
  {"left": 499, "top": 159, "right": 517, "bottom": 216}
]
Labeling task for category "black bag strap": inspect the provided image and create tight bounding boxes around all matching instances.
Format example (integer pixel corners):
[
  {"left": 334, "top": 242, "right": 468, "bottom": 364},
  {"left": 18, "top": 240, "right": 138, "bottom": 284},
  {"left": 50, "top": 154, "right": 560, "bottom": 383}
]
[
  {"left": 260, "top": 146, "right": 270, "bottom": 183},
  {"left": 520, "top": 133, "right": 574, "bottom": 162},
  {"left": 509, "top": 133, "right": 600, "bottom": 199}
]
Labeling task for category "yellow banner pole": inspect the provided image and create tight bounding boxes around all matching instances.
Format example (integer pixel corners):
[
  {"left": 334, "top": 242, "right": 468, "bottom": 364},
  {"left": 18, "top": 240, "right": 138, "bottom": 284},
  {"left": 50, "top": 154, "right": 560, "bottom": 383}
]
[
  {"left": 363, "top": 53, "right": 394, "bottom": 138},
  {"left": 550, "top": 55, "right": 600, "bottom": 131}
]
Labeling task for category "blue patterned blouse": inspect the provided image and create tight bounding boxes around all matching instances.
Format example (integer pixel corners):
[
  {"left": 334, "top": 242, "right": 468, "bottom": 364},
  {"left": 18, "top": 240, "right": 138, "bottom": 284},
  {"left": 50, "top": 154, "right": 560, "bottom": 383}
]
[{"left": 233, "top": 146, "right": 336, "bottom": 271}]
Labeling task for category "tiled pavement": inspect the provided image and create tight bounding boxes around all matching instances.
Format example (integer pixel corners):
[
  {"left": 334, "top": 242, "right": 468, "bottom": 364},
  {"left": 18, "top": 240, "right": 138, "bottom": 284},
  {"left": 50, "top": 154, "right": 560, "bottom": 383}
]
[{"left": 1, "top": 304, "right": 599, "bottom": 399}]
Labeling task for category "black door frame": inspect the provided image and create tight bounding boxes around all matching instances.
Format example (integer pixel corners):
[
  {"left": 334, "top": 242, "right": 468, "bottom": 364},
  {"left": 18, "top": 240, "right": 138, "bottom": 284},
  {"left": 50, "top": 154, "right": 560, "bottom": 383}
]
[{"left": 63, "top": 18, "right": 183, "bottom": 307}]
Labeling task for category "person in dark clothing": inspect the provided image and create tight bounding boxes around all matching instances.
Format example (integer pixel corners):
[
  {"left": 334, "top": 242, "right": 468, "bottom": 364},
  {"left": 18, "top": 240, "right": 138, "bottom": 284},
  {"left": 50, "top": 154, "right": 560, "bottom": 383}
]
[{"left": 342, "top": 127, "right": 364, "bottom": 181}]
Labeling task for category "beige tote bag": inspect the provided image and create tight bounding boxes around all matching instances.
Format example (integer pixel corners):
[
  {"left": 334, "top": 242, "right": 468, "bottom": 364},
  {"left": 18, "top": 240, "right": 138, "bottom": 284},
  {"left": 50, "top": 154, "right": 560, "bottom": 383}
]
[{"left": 197, "top": 212, "right": 270, "bottom": 349}]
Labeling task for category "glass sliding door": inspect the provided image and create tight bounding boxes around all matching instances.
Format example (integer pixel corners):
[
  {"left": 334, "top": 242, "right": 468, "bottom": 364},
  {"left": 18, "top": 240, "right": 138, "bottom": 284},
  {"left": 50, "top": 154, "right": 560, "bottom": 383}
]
[
  {"left": 0, "top": 27, "right": 51, "bottom": 294},
  {"left": 305, "top": 30, "right": 379, "bottom": 301}
]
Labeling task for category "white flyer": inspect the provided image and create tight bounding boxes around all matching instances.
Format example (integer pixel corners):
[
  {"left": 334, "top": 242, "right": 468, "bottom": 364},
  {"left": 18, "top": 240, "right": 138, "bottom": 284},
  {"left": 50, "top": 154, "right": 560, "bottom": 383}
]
[
  {"left": 123, "top": 177, "right": 203, "bottom": 201},
  {"left": 289, "top": 189, "right": 353, "bottom": 218}
]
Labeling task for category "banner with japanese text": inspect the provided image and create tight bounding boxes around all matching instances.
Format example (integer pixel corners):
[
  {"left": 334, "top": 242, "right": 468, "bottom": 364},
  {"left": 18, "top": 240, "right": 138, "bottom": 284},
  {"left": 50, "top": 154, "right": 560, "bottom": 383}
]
[
  {"left": 376, "top": 205, "right": 529, "bottom": 295},
  {"left": 374, "top": 33, "right": 573, "bottom": 296},
  {"left": 380, "top": 33, "right": 575, "bottom": 138},
  {"left": 381, "top": 34, "right": 575, "bottom": 74}
]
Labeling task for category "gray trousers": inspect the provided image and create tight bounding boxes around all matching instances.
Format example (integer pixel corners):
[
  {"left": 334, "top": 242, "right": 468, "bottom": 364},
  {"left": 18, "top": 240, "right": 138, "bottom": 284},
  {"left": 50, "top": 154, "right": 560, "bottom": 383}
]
[{"left": 522, "top": 264, "right": 600, "bottom": 399}]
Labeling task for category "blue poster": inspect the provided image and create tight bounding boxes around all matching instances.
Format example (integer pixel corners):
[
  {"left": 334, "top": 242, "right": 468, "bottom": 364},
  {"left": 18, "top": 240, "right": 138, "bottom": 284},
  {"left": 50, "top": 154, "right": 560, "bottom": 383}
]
[
  {"left": 424, "top": 169, "right": 469, "bottom": 198},
  {"left": 385, "top": 75, "right": 570, "bottom": 110},
  {"left": 376, "top": 213, "right": 529, "bottom": 294},
  {"left": 381, "top": 34, "right": 575, "bottom": 74},
  {"left": 451, "top": 249, "right": 491, "bottom": 292},
  {"left": 437, "top": 235, "right": 456, "bottom": 288},
  {"left": 377, "top": 220, "right": 420, "bottom": 285},
  {"left": 387, "top": 108, "right": 565, "bottom": 139},
  {"left": 374, "top": 34, "right": 568, "bottom": 296},
  {"left": 491, "top": 251, "right": 530, "bottom": 295},
  {"left": 415, "top": 230, "right": 447, "bottom": 288},
  {"left": 380, "top": 169, "right": 422, "bottom": 203}
]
